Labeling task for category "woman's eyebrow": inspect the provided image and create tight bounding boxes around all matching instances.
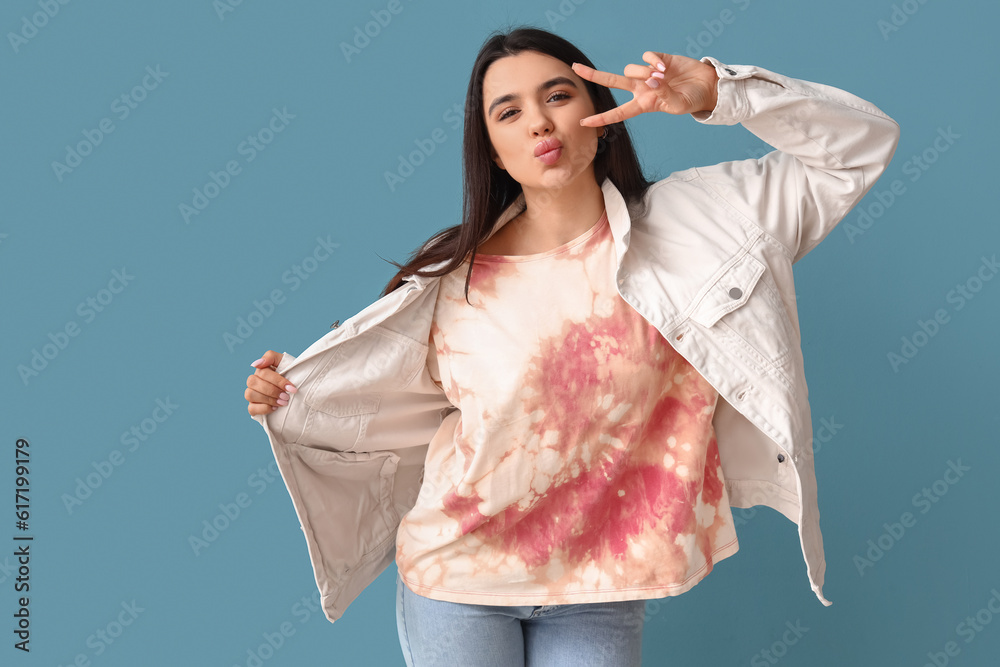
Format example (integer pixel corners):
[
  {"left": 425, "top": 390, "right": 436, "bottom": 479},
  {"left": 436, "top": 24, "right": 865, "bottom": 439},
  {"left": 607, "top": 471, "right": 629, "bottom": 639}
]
[{"left": 487, "top": 76, "right": 578, "bottom": 116}]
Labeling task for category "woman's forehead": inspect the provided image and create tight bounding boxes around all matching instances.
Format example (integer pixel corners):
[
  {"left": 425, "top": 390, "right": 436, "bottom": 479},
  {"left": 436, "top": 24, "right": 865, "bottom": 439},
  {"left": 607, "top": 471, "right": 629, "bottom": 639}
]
[{"left": 482, "top": 51, "right": 573, "bottom": 97}]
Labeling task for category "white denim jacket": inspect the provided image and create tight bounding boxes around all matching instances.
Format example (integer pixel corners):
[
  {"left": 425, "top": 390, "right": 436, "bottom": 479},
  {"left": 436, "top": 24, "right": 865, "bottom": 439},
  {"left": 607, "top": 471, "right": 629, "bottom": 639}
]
[{"left": 252, "top": 56, "right": 900, "bottom": 623}]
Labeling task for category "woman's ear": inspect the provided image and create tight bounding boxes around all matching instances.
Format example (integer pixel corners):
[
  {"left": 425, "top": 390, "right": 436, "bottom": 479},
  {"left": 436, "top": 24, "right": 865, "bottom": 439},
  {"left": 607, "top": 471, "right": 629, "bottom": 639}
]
[{"left": 492, "top": 152, "right": 506, "bottom": 171}]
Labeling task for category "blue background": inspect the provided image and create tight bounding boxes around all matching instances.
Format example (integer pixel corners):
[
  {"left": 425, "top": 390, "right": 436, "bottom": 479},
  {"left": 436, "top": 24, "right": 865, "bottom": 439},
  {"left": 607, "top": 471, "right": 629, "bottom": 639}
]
[{"left": 2, "top": 0, "right": 997, "bottom": 665}]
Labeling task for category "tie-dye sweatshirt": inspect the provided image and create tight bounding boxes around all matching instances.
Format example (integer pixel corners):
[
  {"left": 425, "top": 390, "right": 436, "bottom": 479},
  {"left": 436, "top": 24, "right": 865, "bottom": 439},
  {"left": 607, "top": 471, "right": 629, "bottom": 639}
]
[{"left": 395, "top": 210, "right": 739, "bottom": 605}]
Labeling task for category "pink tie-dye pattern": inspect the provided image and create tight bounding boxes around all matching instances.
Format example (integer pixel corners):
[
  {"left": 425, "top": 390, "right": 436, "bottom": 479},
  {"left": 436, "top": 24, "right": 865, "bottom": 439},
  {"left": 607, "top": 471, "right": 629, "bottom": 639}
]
[{"left": 397, "top": 212, "right": 738, "bottom": 604}]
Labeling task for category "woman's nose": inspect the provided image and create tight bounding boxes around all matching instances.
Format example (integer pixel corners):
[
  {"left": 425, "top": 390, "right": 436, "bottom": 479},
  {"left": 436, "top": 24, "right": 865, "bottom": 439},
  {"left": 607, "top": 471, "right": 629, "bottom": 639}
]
[{"left": 527, "top": 106, "right": 553, "bottom": 136}]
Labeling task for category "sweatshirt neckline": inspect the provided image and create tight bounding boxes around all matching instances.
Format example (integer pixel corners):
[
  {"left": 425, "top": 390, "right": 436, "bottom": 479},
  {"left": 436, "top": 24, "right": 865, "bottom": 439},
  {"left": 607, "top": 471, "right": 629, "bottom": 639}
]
[{"left": 473, "top": 210, "right": 608, "bottom": 263}]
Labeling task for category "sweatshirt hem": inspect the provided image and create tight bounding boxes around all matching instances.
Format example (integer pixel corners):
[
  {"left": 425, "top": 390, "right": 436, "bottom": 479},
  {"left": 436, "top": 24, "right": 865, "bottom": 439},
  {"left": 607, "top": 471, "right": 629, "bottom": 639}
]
[{"left": 399, "top": 537, "right": 739, "bottom": 606}]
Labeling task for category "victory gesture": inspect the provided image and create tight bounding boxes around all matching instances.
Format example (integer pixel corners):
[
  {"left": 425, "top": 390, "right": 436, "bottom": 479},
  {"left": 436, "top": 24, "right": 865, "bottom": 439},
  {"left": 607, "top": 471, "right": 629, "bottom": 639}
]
[{"left": 572, "top": 51, "right": 720, "bottom": 127}]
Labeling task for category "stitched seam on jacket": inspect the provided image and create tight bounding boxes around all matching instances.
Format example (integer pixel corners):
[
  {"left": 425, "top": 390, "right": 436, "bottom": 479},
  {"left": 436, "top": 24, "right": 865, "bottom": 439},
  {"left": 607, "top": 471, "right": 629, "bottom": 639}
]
[{"left": 691, "top": 167, "right": 796, "bottom": 263}]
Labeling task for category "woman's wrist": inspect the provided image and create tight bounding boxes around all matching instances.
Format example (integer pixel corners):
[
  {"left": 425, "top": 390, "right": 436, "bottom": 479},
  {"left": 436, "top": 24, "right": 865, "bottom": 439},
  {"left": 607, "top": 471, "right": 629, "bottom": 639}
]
[{"left": 699, "top": 64, "right": 720, "bottom": 113}]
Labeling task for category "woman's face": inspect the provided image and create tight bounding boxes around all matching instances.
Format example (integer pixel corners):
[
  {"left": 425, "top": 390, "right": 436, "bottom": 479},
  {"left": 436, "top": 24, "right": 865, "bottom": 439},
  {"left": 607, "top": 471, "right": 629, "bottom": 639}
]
[{"left": 482, "top": 50, "right": 603, "bottom": 193}]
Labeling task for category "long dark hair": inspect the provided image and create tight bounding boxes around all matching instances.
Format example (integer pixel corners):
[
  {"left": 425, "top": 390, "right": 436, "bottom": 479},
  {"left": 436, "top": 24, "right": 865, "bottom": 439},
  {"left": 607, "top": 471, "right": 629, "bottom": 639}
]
[{"left": 379, "top": 26, "right": 654, "bottom": 301}]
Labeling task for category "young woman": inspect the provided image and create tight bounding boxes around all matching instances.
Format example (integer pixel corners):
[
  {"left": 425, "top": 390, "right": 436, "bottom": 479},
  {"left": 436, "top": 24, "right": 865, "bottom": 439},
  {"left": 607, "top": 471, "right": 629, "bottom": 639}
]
[{"left": 244, "top": 26, "right": 898, "bottom": 667}]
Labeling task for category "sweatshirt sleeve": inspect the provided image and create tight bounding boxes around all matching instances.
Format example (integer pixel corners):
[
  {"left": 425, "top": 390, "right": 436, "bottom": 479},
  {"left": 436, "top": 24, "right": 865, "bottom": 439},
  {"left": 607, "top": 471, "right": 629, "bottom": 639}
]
[{"left": 689, "top": 56, "right": 901, "bottom": 264}]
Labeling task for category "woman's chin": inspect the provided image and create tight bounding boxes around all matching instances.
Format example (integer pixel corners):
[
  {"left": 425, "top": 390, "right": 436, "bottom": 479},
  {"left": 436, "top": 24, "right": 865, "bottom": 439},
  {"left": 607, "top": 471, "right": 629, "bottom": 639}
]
[{"left": 518, "top": 167, "right": 584, "bottom": 193}]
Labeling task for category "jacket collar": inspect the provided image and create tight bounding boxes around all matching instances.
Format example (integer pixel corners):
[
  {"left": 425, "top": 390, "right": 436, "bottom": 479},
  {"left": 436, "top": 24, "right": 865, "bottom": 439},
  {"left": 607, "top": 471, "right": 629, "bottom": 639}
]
[{"left": 406, "top": 177, "right": 633, "bottom": 287}]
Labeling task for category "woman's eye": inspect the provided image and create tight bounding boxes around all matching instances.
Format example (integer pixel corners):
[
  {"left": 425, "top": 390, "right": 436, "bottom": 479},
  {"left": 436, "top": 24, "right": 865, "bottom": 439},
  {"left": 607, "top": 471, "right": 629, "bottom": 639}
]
[{"left": 496, "top": 93, "right": 570, "bottom": 121}]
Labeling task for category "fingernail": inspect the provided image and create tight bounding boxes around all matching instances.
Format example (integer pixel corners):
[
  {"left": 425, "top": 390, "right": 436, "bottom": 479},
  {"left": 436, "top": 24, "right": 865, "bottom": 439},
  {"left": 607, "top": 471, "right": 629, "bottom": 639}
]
[
  {"left": 276, "top": 398, "right": 288, "bottom": 406},
  {"left": 279, "top": 392, "right": 289, "bottom": 401},
  {"left": 651, "top": 71, "right": 664, "bottom": 79},
  {"left": 285, "top": 384, "right": 298, "bottom": 393},
  {"left": 645, "top": 77, "right": 660, "bottom": 89},
  {"left": 656, "top": 62, "right": 665, "bottom": 72},
  {"left": 250, "top": 357, "right": 264, "bottom": 368}
]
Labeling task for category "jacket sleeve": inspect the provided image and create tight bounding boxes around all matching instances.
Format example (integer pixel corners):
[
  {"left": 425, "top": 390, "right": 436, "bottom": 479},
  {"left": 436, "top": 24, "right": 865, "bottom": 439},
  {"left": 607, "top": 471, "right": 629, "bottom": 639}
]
[{"left": 689, "top": 56, "right": 901, "bottom": 264}]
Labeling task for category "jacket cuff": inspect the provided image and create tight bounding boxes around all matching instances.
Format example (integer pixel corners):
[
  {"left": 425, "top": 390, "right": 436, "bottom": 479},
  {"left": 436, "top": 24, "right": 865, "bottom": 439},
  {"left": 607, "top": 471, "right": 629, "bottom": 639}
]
[{"left": 690, "top": 56, "right": 755, "bottom": 125}]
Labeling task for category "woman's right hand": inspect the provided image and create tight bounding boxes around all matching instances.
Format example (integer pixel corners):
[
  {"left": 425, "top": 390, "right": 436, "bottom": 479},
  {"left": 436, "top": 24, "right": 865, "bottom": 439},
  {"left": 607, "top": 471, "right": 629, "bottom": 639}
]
[{"left": 245, "top": 350, "right": 298, "bottom": 416}]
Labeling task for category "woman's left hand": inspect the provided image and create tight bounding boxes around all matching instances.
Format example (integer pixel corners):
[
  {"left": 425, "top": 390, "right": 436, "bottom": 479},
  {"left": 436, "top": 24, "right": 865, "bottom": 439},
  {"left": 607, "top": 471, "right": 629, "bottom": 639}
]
[{"left": 572, "top": 51, "right": 720, "bottom": 127}]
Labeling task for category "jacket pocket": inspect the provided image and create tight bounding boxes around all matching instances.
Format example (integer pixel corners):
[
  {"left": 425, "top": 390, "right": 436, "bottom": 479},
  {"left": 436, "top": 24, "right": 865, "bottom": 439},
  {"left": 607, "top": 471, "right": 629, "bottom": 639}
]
[
  {"left": 281, "top": 445, "right": 400, "bottom": 594},
  {"left": 689, "top": 253, "right": 797, "bottom": 390}
]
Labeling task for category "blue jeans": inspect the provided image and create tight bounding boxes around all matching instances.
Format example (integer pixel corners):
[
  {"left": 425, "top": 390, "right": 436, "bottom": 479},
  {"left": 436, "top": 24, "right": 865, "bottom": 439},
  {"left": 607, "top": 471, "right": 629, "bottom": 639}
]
[{"left": 395, "top": 572, "right": 647, "bottom": 666}]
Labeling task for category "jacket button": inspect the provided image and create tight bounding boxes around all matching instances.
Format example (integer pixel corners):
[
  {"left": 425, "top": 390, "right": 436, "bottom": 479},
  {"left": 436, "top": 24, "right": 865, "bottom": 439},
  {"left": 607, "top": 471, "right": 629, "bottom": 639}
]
[
  {"left": 725, "top": 67, "right": 737, "bottom": 76},
  {"left": 777, "top": 453, "right": 785, "bottom": 463},
  {"left": 728, "top": 287, "right": 743, "bottom": 300},
  {"left": 675, "top": 333, "right": 684, "bottom": 341},
  {"left": 330, "top": 320, "right": 340, "bottom": 329}
]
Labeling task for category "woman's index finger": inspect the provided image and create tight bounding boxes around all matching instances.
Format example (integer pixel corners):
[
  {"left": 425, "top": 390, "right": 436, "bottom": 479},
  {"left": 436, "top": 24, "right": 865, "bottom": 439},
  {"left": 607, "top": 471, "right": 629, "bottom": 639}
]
[
  {"left": 251, "top": 349, "right": 282, "bottom": 370},
  {"left": 571, "top": 62, "right": 630, "bottom": 91},
  {"left": 580, "top": 98, "right": 641, "bottom": 128}
]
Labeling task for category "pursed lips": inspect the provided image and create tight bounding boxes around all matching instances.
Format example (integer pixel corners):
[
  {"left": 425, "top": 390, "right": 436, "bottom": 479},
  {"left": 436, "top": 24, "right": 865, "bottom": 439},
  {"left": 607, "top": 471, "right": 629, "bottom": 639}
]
[
  {"left": 534, "top": 138, "right": 563, "bottom": 165},
  {"left": 534, "top": 138, "right": 562, "bottom": 157}
]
